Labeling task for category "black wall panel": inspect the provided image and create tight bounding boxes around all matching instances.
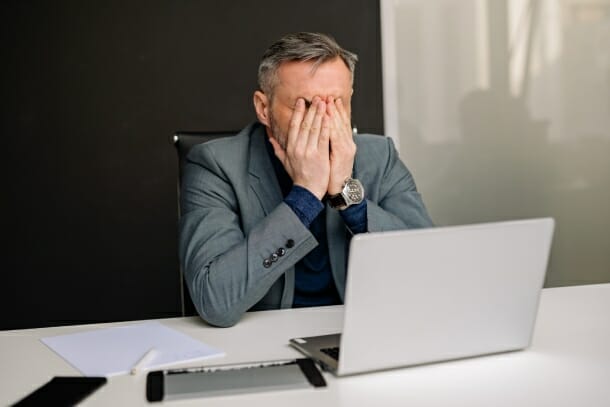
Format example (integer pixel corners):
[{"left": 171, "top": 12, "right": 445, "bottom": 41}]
[{"left": 1, "top": 0, "right": 383, "bottom": 329}]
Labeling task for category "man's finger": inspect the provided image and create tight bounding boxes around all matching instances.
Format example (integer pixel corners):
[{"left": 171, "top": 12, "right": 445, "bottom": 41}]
[
  {"left": 328, "top": 97, "right": 348, "bottom": 139},
  {"left": 287, "top": 98, "right": 306, "bottom": 149},
  {"left": 335, "top": 97, "right": 351, "bottom": 125},
  {"left": 319, "top": 114, "right": 331, "bottom": 152},
  {"left": 296, "top": 96, "right": 320, "bottom": 150},
  {"left": 307, "top": 99, "right": 326, "bottom": 150}
]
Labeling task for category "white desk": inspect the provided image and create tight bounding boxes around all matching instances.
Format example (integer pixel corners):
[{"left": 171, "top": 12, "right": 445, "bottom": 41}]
[{"left": 2, "top": 284, "right": 609, "bottom": 406}]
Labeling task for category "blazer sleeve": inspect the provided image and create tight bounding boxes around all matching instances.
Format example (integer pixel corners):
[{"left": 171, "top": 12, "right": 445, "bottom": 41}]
[
  {"left": 362, "top": 136, "right": 434, "bottom": 231},
  {"left": 179, "top": 145, "right": 318, "bottom": 327}
]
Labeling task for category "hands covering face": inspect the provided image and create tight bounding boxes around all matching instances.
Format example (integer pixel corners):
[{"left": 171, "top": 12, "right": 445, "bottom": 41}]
[{"left": 268, "top": 96, "right": 356, "bottom": 200}]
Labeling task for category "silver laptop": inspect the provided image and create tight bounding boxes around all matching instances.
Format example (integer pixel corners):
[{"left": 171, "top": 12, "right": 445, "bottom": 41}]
[{"left": 290, "top": 218, "right": 555, "bottom": 376}]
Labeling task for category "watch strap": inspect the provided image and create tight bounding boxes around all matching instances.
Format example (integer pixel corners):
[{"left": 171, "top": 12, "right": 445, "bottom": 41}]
[{"left": 328, "top": 193, "right": 347, "bottom": 209}]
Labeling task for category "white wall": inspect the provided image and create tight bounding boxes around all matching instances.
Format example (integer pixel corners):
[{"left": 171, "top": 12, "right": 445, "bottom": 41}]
[{"left": 382, "top": 0, "right": 610, "bottom": 286}]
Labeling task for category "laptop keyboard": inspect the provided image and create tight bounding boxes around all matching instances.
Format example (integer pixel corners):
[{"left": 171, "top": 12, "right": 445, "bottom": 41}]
[{"left": 320, "top": 346, "right": 340, "bottom": 360}]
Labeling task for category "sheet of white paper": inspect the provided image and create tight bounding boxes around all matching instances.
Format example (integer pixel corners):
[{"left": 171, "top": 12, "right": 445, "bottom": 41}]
[{"left": 41, "top": 321, "right": 225, "bottom": 377}]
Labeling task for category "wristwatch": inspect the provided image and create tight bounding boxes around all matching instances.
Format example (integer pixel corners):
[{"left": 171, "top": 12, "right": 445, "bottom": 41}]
[{"left": 328, "top": 178, "right": 365, "bottom": 210}]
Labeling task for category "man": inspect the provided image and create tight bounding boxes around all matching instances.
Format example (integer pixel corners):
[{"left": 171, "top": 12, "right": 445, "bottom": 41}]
[{"left": 179, "top": 32, "right": 433, "bottom": 327}]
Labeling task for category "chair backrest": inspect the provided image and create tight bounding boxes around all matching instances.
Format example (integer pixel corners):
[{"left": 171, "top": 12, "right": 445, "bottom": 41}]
[
  {"left": 174, "top": 131, "right": 236, "bottom": 187},
  {"left": 173, "top": 131, "right": 237, "bottom": 316}
]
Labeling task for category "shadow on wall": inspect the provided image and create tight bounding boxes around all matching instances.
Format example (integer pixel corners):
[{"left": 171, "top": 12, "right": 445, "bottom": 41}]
[
  {"left": 436, "top": 87, "right": 610, "bottom": 287},
  {"left": 455, "top": 89, "right": 551, "bottom": 223},
  {"left": 394, "top": 0, "right": 610, "bottom": 287}
]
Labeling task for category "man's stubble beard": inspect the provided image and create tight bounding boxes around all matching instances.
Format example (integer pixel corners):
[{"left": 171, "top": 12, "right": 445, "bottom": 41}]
[{"left": 267, "top": 110, "right": 288, "bottom": 151}]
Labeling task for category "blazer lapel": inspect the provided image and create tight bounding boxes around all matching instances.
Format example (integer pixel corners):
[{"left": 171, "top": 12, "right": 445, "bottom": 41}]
[
  {"left": 246, "top": 123, "right": 295, "bottom": 308},
  {"left": 326, "top": 203, "right": 348, "bottom": 300},
  {"left": 247, "top": 124, "right": 283, "bottom": 217}
]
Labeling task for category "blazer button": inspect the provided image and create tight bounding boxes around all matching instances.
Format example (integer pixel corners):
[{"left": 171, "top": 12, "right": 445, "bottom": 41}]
[
  {"left": 271, "top": 253, "right": 279, "bottom": 262},
  {"left": 276, "top": 248, "right": 286, "bottom": 257},
  {"left": 263, "top": 259, "right": 272, "bottom": 268},
  {"left": 286, "top": 239, "right": 295, "bottom": 248}
]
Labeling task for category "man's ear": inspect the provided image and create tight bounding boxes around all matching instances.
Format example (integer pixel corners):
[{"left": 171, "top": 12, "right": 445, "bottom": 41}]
[{"left": 253, "top": 91, "right": 271, "bottom": 127}]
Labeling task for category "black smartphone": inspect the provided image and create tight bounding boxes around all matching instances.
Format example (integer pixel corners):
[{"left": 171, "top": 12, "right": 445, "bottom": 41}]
[{"left": 12, "top": 376, "right": 107, "bottom": 407}]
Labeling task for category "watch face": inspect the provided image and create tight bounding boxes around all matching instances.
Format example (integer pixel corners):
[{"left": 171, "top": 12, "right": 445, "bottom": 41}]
[{"left": 344, "top": 179, "right": 364, "bottom": 204}]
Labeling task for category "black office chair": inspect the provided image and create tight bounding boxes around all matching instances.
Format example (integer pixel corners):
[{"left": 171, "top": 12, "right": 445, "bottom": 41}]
[{"left": 173, "top": 131, "right": 237, "bottom": 316}]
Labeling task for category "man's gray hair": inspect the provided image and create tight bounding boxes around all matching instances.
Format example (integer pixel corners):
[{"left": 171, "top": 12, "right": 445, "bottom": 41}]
[{"left": 258, "top": 32, "right": 358, "bottom": 97}]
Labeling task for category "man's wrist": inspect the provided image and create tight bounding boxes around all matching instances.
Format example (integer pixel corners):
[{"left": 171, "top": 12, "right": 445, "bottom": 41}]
[{"left": 328, "top": 176, "right": 351, "bottom": 195}]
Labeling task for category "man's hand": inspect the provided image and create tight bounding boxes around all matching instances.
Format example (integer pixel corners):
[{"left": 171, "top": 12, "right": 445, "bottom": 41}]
[
  {"left": 327, "top": 97, "right": 356, "bottom": 195},
  {"left": 268, "top": 97, "right": 331, "bottom": 200}
]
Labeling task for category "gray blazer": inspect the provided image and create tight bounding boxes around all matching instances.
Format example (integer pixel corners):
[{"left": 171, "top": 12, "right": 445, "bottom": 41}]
[{"left": 179, "top": 122, "right": 433, "bottom": 327}]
